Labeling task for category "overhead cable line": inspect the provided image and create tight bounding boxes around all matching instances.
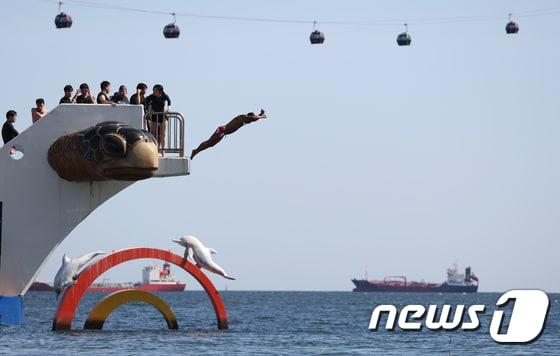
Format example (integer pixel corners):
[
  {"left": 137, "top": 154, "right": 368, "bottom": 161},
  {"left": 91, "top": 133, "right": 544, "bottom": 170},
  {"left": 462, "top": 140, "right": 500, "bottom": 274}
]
[
  {"left": 35, "top": 0, "right": 560, "bottom": 27},
  {"left": 32, "top": 0, "right": 542, "bottom": 44}
]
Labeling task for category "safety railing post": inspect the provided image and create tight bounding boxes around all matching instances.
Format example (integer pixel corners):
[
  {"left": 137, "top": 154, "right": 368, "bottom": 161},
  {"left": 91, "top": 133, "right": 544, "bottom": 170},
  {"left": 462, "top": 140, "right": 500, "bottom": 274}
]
[{"left": 143, "top": 111, "right": 185, "bottom": 157}]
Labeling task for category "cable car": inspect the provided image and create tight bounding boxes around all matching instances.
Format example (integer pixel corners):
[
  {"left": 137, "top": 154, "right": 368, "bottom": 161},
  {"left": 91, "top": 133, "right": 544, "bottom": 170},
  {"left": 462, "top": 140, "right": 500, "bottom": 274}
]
[
  {"left": 163, "top": 23, "right": 180, "bottom": 38},
  {"left": 397, "top": 24, "right": 411, "bottom": 46},
  {"left": 310, "top": 30, "right": 325, "bottom": 44},
  {"left": 54, "top": 12, "right": 72, "bottom": 29},
  {"left": 506, "top": 14, "right": 519, "bottom": 34},
  {"left": 163, "top": 13, "right": 180, "bottom": 39},
  {"left": 309, "top": 21, "right": 324, "bottom": 44}
]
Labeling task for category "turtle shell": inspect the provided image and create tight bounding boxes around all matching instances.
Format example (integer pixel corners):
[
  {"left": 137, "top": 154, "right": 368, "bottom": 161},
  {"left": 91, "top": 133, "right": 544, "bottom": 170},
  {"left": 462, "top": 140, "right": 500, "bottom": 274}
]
[{"left": 79, "top": 122, "right": 156, "bottom": 162}]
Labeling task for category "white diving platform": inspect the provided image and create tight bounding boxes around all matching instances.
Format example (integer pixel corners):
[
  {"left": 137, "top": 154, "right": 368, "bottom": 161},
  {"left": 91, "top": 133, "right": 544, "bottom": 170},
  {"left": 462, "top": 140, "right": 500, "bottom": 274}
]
[{"left": 0, "top": 104, "right": 189, "bottom": 307}]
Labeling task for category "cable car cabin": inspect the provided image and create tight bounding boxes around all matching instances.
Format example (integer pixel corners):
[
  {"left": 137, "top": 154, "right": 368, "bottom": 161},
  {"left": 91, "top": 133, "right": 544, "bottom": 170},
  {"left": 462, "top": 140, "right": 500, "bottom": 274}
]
[
  {"left": 506, "top": 21, "right": 519, "bottom": 34},
  {"left": 397, "top": 32, "right": 411, "bottom": 46},
  {"left": 310, "top": 30, "right": 325, "bottom": 44},
  {"left": 54, "top": 12, "right": 72, "bottom": 29},
  {"left": 163, "top": 23, "right": 180, "bottom": 39}
]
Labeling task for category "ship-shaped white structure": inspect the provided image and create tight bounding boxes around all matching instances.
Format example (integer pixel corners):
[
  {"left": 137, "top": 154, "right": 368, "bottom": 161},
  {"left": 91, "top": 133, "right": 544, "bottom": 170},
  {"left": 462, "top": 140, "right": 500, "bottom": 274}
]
[{"left": 0, "top": 104, "right": 189, "bottom": 324}]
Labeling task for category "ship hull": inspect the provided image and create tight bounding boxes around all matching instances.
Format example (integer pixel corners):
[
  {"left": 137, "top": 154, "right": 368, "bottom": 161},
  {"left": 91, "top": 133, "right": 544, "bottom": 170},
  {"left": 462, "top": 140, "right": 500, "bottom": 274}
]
[
  {"left": 29, "top": 282, "right": 186, "bottom": 293},
  {"left": 351, "top": 279, "right": 478, "bottom": 293},
  {"left": 87, "top": 283, "right": 186, "bottom": 293}
]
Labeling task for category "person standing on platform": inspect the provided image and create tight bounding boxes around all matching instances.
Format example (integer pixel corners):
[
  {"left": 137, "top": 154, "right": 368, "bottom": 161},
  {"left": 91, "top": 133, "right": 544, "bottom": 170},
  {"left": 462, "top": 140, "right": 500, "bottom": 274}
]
[
  {"left": 31, "top": 98, "right": 48, "bottom": 123},
  {"left": 2, "top": 110, "right": 19, "bottom": 144},
  {"left": 145, "top": 84, "right": 171, "bottom": 153},
  {"left": 74, "top": 83, "right": 95, "bottom": 104},
  {"left": 97, "top": 81, "right": 116, "bottom": 106},
  {"left": 59, "top": 85, "right": 74, "bottom": 104},
  {"left": 111, "top": 85, "right": 129, "bottom": 104},
  {"left": 130, "top": 83, "right": 147, "bottom": 106}
]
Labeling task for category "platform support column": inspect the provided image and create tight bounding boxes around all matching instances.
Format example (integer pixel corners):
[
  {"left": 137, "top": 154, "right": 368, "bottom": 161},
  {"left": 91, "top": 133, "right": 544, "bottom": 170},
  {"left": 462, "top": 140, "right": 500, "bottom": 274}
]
[{"left": 0, "top": 296, "right": 24, "bottom": 325}]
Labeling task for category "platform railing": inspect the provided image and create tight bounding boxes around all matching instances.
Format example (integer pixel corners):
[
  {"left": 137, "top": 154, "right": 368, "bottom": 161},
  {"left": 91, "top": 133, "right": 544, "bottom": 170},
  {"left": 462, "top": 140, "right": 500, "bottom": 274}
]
[{"left": 142, "top": 111, "right": 185, "bottom": 157}]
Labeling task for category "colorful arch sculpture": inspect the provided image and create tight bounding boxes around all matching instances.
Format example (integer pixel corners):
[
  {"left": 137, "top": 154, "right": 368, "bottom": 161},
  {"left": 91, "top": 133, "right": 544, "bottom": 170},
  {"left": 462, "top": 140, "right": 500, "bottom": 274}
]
[
  {"left": 52, "top": 247, "right": 228, "bottom": 331},
  {"left": 84, "top": 289, "right": 179, "bottom": 329}
]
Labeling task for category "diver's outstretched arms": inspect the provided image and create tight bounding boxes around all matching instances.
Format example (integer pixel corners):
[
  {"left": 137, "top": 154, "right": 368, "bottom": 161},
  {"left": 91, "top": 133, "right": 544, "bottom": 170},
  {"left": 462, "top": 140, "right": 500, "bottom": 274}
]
[
  {"left": 190, "top": 109, "right": 267, "bottom": 160},
  {"left": 223, "top": 109, "right": 267, "bottom": 134}
]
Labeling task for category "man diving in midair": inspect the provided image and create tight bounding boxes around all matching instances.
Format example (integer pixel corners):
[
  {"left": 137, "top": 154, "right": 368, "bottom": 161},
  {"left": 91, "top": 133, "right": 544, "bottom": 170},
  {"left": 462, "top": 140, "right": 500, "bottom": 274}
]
[{"left": 190, "top": 109, "right": 267, "bottom": 159}]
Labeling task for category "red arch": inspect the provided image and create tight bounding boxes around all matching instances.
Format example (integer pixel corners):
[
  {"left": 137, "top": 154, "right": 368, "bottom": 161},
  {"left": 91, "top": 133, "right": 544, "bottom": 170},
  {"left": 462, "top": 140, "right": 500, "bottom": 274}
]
[{"left": 52, "top": 247, "right": 228, "bottom": 331}]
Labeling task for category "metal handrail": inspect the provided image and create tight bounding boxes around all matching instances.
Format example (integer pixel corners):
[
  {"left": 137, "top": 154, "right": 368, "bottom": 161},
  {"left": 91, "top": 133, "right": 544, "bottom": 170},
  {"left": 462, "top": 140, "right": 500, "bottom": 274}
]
[{"left": 143, "top": 111, "right": 185, "bottom": 157}]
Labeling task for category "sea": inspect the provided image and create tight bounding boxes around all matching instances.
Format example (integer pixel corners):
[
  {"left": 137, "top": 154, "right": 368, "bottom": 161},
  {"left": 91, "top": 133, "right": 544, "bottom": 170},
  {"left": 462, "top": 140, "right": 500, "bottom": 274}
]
[{"left": 1, "top": 291, "right": 558, "bottom": 355}]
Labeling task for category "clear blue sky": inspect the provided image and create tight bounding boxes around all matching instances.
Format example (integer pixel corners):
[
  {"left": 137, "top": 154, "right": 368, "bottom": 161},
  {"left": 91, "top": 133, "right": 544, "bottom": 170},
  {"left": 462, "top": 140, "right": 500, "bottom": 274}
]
[{"left": 2, "top": 0, "right": 559, "bottom": 292}]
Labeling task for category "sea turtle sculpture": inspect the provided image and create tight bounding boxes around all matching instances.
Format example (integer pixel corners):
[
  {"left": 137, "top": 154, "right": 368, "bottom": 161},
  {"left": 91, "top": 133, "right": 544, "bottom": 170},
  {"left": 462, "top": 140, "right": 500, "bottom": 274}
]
[{"left": 48, "top": 121, "right": 159, "bottom": 181}]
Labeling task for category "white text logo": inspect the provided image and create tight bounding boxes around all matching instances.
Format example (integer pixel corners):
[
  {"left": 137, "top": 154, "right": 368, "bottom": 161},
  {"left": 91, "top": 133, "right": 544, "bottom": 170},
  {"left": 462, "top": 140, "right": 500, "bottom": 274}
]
[{"left": 368, "top": 289, "right": 549, "bottom": 344}]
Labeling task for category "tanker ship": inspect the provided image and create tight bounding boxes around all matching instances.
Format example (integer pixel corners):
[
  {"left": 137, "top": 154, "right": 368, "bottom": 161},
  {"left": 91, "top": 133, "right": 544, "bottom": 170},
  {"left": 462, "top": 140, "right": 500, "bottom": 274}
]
[
  {"left": 351, "top": 264, "right": 478, "bottom": 293},
  {"left": 30, "top": 262, "right": 186, "bottom": 292}
]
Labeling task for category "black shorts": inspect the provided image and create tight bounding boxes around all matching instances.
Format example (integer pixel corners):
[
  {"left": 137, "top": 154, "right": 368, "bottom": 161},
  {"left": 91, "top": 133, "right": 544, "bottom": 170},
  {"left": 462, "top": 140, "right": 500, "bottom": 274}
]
[{"left": 148, "top": 114, "right": 167, "bottom": 123}]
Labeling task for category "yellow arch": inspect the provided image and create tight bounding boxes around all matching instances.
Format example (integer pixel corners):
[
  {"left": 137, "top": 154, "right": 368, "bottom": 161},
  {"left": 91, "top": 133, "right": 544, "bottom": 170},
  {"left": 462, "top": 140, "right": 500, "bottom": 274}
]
[{"left": 83, "top": 289, "right": 178, "bottom": 330}]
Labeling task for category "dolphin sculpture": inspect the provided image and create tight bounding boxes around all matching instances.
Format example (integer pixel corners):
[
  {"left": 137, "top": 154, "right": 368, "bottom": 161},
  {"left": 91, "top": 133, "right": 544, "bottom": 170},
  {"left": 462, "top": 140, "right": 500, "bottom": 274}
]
[
  {"left": 173, "top": 236, "right": 236, "bottom": 280},
  {"left": 53, "top": 251, "right": 105, "bottom": 299}
]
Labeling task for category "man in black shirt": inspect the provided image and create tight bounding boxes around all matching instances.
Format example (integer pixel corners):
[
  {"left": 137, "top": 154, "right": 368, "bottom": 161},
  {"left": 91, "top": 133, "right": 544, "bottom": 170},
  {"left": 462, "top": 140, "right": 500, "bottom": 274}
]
[
  {"left": 130, "top": 83, "right": 147, "bottom": 106},
  {"left": 2, "top": 110, "right": 19, "bottom": 144},
  {"left": 111, "top": 85, "right": 129, "bottom": 104},
  {"left": 74, "top": 83, "right": 95, "bottom": 104},
  {"left": 97, "top": 80, "right": 115, "bottom": 106},
  {"left": 145, "top": 84, "right": 171, "bottom": 153},
  {"left": 59, "top": 84, "right": 73, "bottom": 104}
]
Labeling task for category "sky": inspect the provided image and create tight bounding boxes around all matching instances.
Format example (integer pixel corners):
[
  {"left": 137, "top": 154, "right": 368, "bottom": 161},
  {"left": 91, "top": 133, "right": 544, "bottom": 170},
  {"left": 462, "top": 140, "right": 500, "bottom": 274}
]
[{"left": 1, "top": 0, "right": 559, "bottom": 292}]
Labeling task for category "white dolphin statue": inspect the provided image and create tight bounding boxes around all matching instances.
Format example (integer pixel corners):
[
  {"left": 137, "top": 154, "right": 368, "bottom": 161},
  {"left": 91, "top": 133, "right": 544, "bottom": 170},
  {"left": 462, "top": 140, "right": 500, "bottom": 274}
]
[
  {"left": 173, "top": 236, "right": 236, "bottom": 280},
  {"left": 53, "top": 251, "right": 105, "bottom": 299}
]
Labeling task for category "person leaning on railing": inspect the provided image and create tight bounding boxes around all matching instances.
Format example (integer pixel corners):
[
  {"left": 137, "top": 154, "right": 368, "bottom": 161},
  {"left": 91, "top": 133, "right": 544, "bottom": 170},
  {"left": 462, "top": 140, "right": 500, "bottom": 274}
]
[{"left": 145, "top": 84, "right": 171, "bottom": 154}]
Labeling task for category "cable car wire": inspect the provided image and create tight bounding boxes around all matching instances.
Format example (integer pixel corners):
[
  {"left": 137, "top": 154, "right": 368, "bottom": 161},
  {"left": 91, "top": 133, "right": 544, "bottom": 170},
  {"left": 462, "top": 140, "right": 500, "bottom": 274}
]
[{"left": 33, "top": 0, "right": 560, "bottom": 28}]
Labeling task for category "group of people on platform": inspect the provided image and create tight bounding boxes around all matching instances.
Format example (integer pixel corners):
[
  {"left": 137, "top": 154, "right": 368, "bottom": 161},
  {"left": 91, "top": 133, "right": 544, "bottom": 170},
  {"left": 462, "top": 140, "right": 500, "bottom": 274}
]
[
  {"left": 3, "top": 80, "right": 269, "bottom": 160},
  {"left": 3, "top": 82, "right": 172, "bottom": 149}
]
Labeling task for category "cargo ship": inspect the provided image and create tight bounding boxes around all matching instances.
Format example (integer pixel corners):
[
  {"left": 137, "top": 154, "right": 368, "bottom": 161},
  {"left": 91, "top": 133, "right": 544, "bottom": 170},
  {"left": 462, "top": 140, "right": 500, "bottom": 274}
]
[
  {"left": 351, "top": 264, "right": 478, "bottom": 293},
  {"left": 29, "top": 262, "right": 186, "bottom": 292}
]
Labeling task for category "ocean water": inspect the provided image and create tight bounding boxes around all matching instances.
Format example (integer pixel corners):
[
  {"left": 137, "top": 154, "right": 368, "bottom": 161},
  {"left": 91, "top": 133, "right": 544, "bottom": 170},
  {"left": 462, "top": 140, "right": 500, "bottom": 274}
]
[{"left": 0, "top": 291, "right": 558, "bottom": 355}]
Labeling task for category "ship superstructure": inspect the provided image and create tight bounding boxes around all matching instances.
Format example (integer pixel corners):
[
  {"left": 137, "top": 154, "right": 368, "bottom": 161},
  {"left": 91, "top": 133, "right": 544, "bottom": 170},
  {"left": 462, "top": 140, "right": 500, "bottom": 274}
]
[{"left": 88, "top": 262, "right": 186, "bottom": 292}]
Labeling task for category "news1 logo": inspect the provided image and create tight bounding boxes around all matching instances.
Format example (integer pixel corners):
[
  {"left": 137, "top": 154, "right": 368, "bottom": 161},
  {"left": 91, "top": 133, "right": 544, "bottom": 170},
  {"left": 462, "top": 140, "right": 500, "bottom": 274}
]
[{"left": 368, "top": 290, "right": 550, "bottom": 344}]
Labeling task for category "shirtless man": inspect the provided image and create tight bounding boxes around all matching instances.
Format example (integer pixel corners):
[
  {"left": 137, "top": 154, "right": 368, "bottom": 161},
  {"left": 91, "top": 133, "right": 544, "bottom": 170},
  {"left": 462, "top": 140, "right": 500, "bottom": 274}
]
[
  {"left": 190, "top": 109, "right": 267, "bottom": 160},
  {"left": 31, "top": 98, "right": 48, "bottom": 123}
]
